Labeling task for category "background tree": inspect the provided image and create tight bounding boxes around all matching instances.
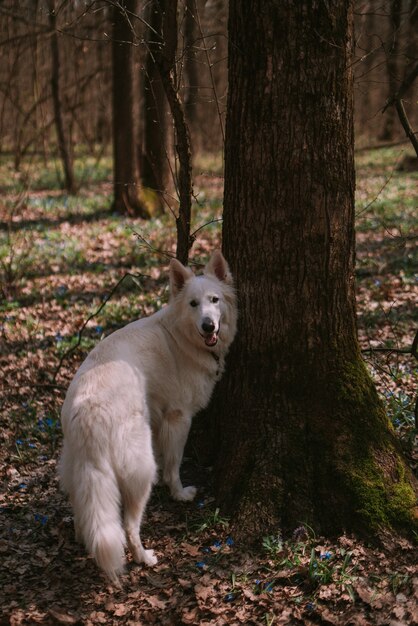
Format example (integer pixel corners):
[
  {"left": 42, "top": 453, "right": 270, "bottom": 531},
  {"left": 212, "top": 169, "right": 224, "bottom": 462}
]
[
  {"left": 379, "top": 0, "right": 403, "bottom": 141},
  {"left": 183, "top": 0, "right": 201, "bottom": 152},
  {"left": 141, "top": 0, "right": 169, "bottom": 212},
  {"left": 112, "top": 0, "right": 149, "bottom": 217},
  {"left": 212, "top": 0, "right": 418, "bottom": 539},
  {"left": 47, "top": 0, "right": 76, "bottom": 194},
  {"left": 1, "top": 1, "right": 416, "bottom": 172},
  {"left": 153, "top": 0, "right": 193, "bottom": 264}
]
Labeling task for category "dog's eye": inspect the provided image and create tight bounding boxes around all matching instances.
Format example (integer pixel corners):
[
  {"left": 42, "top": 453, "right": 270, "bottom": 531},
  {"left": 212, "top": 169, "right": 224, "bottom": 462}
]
[
  {"left": 190, "top": 300, "right": 199, "bottom": 308},
  {"left": 212, "top": 296, "right": 219, "bottom": 304}
]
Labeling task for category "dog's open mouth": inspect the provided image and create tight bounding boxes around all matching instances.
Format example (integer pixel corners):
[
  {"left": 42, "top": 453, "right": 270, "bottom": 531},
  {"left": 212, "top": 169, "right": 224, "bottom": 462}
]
[{"left": 203, "top": 332, "right": 218, "bottom": 347}]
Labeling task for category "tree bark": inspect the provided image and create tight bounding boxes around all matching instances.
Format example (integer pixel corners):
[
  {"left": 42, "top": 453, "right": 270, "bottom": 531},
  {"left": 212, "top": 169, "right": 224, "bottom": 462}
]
[
  {"left": 112, "top": 0, "right": 149, "bottom": 217},
  {"left": 153, "top": 0, "right": 193, "bottom": 265},
  {"left": 380, "top": 0, "right": 402, "bottom": 141},
  {"left": 47, "top": 0, "right": 77, "bottom": 194},
  {"left": 141, "top": 0, "right": 168, "bottom": 212},
  {"left": 183, "top": 0, "right": 200, "bottom": 149},
  {"left": 213, "top": 0, "right": 418, "bottom": 540}
]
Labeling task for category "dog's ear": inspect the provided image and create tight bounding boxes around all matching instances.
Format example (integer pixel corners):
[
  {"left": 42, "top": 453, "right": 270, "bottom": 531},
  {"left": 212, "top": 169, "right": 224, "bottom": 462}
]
[
  {"left": 204, "top": 250, "right": 233, "bottom": 285},
  {"left": 169, "top": 258, "right": 193, "bottom": 296}
]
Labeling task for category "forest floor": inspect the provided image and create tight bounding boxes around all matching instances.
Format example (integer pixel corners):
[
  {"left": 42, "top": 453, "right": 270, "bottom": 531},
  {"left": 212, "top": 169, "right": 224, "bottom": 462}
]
[{"left": 0, "top": 147, "right": 417, "bottom": 625}]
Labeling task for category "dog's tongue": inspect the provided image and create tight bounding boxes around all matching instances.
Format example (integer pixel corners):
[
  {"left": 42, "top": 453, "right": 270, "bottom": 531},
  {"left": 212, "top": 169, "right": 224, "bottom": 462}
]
[{"left": 205, "top": 333, "right": 218, "bottom": 347}]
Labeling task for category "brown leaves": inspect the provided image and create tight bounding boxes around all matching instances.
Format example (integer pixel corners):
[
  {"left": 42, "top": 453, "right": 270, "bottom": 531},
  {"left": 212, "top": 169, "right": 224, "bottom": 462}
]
[
  {"left": 1, "top": 155, "right": 417, "bottom": 626},
  {"left": 48, "top": 608, "right": 80, "bottom": 624}
]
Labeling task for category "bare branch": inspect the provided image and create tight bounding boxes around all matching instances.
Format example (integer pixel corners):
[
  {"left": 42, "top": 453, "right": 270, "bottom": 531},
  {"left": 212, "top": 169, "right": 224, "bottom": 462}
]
[
  {"left": 382, "top": 62, "right": 418, "bottom": 157},
  {"left": 52, "top": 272, "right": 152, "bottom": 382}
]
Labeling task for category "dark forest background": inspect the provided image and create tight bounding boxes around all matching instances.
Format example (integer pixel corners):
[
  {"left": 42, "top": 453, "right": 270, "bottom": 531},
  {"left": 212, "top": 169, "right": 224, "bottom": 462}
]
[{"left": 0, "top": 0, "right": 417, "bottom": 193}]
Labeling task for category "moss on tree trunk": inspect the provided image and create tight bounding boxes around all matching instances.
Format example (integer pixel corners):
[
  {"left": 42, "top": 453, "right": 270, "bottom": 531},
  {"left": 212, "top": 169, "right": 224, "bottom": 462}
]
[{"left": 212, "top": 0, "right": 418, "bottom": 541}]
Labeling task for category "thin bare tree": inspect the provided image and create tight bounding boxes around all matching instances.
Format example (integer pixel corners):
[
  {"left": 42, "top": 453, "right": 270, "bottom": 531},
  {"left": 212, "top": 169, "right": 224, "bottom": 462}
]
[{"left": 47, "top": 0, "right": 77, "bottom": 194}]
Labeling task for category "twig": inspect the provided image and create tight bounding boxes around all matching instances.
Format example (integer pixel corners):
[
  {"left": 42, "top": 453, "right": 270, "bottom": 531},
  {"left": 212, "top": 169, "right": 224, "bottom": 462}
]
[
  {"left": 190, "top": 217, "right": 223, "bottom": 239},
  {"left": 362, "top": 346, "right": 413, "bottom": 355},
  {"left": 382, "top": 62, "right": 418, "bottom": 158},
  {"left": 193, "top": 0, "right": 225, "bottom": 145},
  {"left": 355, "top": 153, "right": 402, "bottom": 217},
  {"left": 363, "top": 330, "right": 418, "bottom": 427},
  {"left": 394, "top": 98, "right": 418, "bottom": 158},
  {"left": 130, "top": 229, "right": 202, "bottom": 266},
  {"left": 52, "top": 272, "right": 150, "bottom": 382},
  {"left": 131, "top": 229, "right": 175, "bottom": 261},
  {"left": 382, "top": 63, "right": 418, "bottom": 112},
  {"left": 362, "top": 330, "right": 418, "bottom": 358}
]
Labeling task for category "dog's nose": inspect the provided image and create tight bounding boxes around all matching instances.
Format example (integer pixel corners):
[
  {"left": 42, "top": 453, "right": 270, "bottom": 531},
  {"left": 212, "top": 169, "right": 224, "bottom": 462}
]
[{"left": 201, "top": 318, "right": 215, "bottom": 334}]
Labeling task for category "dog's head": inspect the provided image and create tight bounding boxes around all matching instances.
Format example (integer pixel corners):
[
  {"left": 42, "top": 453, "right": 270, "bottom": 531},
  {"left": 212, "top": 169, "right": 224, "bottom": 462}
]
[{"left": 169, "top": 250, "right": 236, "bottom": 350}]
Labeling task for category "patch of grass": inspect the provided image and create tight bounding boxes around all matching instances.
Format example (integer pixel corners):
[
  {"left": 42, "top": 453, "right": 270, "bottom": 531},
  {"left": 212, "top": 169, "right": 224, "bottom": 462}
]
[
  {"left": 262, "top": 532, "right": 358, "bottom": 600},
  {"left": 384, "top": 389, "right": 417, "bottom": 454},
  {"left": 6, "top": 154, "right": 112, "bottom": 192},
  {"left": 55, "top": 333, "right": 97, "bottom": 357},
  {"left": 194, "top": 152, "right": 224, "bottom": 176},
  {"left": 355, "top": 146, "right": 415, "bottom": 172},
  {"left": 187, "top": 506, "right": 230, "bottom": 535},
  {"left": 355, "top": 147, "right": 417, "bottom": 235}
]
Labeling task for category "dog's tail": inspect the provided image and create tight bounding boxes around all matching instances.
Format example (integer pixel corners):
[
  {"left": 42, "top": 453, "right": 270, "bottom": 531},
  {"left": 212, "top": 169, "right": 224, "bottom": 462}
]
[{"left": 73, "top": 461, "right": 126, "bottom": 581}]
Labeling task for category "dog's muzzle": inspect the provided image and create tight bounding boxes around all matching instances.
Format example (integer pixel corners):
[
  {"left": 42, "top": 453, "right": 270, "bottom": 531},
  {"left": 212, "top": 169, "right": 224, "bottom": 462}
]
[{"left": 201, "top": 318, "right": 218, "bottom": 347}]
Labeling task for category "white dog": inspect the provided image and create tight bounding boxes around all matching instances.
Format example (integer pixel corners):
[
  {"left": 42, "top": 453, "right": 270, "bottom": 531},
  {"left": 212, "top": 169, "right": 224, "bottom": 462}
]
[{"left": 58, "top": 250, "right": 237, "bottom": 581}]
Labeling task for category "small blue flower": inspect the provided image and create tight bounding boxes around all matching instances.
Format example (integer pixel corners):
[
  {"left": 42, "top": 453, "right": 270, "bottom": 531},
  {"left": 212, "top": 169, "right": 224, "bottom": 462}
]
[
  {"left": 34, "top": 514, "right": 48, "bottom": 526},
  {"left": 196, "top": 561, "right": 206, "bottom": 570},
  {"left": 46, "top": 417, "right": 55, "bottom": 428},
  {"left": 95, "top": 325, "right": 103, "bottom": 335},
  {"left": 201, "top": 547, "right": 211, "bottom": 554},
  {"left": 16, "top": 439, "right": 23, "bottom": 446},
  {"left": 306, "top": 602, "right": 315, "bottom": 612},
  {"left": 18, "top": 483, "right": 27, "bottom": 490},
  {"left": 212, "top": 540, "right": 222, "bottom": 548},
  {"left": 374, "top": 279, "right": 381, "bottom": 287},
  {"left": 37, "top": 419, "right": 46, "bottom": 431},
  {"left": 226, "top": 537, "right": 234, "bottom": 546},
  {"left": 394, "top": 418, "right": 401, "bottom": 426},
  {"left": 224, "top": 593, "right": 235, "bottom": 602},
  {"left": 55, "top": 332, "right": 63, "bottom": 343},
  {"left": 197, "top": 500, "right": 205, "bottom": 509},
  {"left": 320, "top": 551, "right": 332, "bottom": 560},
  {"left": 27, "top": 442, "right": 36, "bottom": 449},
  {"left": 264, "top": 582, "right": 274, "bottom": 592},
  {"left": 56, "top": 285, "right": 67, "bottom": 297}
]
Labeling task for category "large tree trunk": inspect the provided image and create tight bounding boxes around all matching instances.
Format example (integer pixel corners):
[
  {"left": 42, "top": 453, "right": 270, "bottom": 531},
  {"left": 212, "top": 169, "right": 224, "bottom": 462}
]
[
  {"left": 112, "top": 0, "right": 149, "bottom": 217},
  {"left": 214, "top": 0, "right": 417, "bottom": 540}
]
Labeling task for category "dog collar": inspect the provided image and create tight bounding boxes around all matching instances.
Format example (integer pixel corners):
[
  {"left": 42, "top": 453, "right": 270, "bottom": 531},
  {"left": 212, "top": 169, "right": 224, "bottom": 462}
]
[{"left": 210, "top": 352, "right": 220, "bottom": 378}]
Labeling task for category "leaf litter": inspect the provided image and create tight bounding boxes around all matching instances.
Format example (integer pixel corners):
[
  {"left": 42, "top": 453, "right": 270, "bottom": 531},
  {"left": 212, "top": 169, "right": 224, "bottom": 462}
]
[{"left": 1, "top": 155, "right": 417, "bottom": 625}]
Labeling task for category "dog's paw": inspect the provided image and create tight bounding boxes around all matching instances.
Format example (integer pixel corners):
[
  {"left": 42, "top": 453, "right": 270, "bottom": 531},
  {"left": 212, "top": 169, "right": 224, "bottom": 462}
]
[
  {"left": 173, "top": 485, "right": 197, "bottom": 501},
  {"left": 143, "top": 549, "right": 158, "bottom": 567}
]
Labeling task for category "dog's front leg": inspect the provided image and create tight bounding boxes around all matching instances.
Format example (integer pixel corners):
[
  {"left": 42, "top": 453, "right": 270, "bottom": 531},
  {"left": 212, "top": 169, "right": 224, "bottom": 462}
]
[{"left": 160, "top": 410, "right": 197, "bottom": 501}]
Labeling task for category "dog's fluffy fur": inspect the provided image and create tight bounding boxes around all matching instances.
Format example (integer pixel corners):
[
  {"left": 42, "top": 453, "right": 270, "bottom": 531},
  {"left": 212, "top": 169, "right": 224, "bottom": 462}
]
[{"left": 58, "top": 250, "right": 237, "bottom": 581}]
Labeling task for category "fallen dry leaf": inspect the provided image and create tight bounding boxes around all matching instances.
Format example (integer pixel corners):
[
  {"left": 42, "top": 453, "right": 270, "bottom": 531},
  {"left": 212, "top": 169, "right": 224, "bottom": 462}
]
[{"left": 48, "top": 608, "right": 80, "bottom": 624}]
